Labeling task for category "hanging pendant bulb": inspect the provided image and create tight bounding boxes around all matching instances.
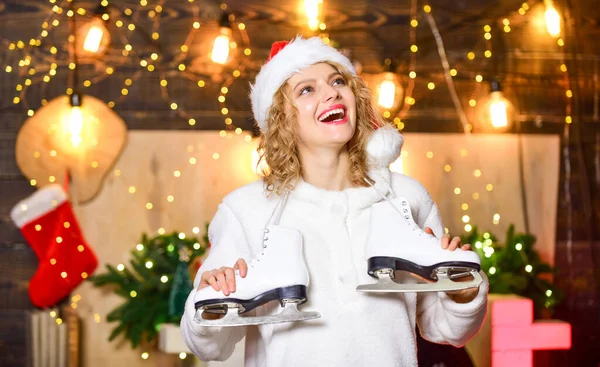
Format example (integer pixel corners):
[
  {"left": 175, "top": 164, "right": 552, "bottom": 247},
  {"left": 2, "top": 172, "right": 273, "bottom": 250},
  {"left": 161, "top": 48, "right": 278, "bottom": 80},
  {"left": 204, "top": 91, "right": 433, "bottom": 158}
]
[
  {"left": 369, "top": 58, "right": 403, "bottom": 113},
  {"left": 56, "top": 92, "right": 100, "bottom": 155},
  {"left": 67, "top": 93, "right": 84, "bottom": 148},
  {"left": 544, "top": 0, "right": 561, "bottom": 37},
  {"left": 481, "top": 80, "right": 516, "bottom": 131},
  {"left": 211, "top": 13, "right": 232, "bottom": 64},
  {"left": 489, "top": 94, "right": 509, "bottom": 128},
  {"left": 377, "top": 73, "right": 399, "bottom": 109},
  {"left": 77, "top": 4, "right": 111, "bottom": 57},
  {"left": 83, "top": 18, "right": 109, "bottom": 53},
  {"left": 304, "top": 0, "right": 323, "bottom": 31}
]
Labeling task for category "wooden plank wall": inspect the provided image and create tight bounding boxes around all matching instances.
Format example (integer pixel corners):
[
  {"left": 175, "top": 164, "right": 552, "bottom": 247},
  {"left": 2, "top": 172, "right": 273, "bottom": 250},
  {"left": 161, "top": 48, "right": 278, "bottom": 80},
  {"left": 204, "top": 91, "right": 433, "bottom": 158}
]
[
  {"left": 0, "top": 127, "right": 38, "bottom": 367},
  {"left": 552, "top": 123, "right": 600, "bottom": 367}
]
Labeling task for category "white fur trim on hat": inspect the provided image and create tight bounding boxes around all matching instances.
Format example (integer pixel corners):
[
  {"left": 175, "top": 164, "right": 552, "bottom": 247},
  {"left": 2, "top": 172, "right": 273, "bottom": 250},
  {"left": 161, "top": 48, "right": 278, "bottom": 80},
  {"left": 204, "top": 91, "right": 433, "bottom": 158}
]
[
  {"left": 10, "top": 184, "right": 68, "bottom": 228},
  {"left": 250, "top": 36, "right": 356, "bottom": 133},
  {"left": 366, "top": 125, "right": 404, "bottom": 168}
]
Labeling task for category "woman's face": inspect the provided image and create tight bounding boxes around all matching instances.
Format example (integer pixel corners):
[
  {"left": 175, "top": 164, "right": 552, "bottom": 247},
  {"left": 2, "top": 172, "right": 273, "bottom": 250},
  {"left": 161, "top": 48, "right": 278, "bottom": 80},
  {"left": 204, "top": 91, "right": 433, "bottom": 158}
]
[{"left": 286, "top": 63, "right": 356, "bottom": 151}]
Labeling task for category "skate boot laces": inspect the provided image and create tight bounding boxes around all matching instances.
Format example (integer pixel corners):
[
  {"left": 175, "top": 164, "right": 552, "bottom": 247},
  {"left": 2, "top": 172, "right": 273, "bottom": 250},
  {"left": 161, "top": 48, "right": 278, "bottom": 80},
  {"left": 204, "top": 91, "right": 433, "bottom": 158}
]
[
  {"left": 366, "top": 177, "right": 435, "bottom": 239},
  {"left": 399, "top": 199, "right": 434, "bottom": 239},
  {"left": 245, "top": 190, "right": 288, "bottom": 271},
  {"left": 247, "top": 228, "right": 269, "bottom": 269}
]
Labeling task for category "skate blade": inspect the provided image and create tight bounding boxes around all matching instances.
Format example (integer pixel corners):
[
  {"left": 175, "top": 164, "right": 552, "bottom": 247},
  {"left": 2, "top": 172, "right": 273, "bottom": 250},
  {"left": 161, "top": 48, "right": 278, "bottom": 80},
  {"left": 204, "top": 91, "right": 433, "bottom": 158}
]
[
  {"left": 356, "top": 270, "right": 483, "bottom": 293},
  {"left": 195, "top": 302, "right": 321, "bottom": 327}
]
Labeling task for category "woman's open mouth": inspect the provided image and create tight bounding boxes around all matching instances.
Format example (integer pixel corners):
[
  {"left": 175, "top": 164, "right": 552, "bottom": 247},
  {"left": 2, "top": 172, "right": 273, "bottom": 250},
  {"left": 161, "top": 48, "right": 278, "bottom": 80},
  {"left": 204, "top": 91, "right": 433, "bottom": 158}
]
[{"left": 317, "top": 104, "right": 348, "bottom": 125}]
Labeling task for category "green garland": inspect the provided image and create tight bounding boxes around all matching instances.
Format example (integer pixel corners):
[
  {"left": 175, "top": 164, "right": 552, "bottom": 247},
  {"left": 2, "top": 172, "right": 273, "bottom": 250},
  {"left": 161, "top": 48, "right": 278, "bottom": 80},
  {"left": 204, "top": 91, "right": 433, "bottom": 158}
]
[
  {"left": 461, "top": 224, "right": 563, "bottom": 317},
  {"left": 88, "top": 230, "right": 209, "bottom": 349}
]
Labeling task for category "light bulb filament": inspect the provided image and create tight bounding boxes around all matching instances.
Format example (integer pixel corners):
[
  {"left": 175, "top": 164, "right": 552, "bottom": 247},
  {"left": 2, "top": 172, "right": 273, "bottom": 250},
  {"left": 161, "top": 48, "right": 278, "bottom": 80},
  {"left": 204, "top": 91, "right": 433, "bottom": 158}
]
[
  {"left": 304, "top": 0, "right": 321, "bottom": 31},
  {"left": 544, "top": 1, "right": 561, "bottom": 37},
  {"left": 490, "top": 101, "right": 508, "bottom": 128},
  {"left": 211, "top": 29, "right": 231, "bottom": 64},
  {"left": 83, "top": 25, "right": 104, "bottom": 53},
  {"left": 68, "top": 106, "right": 83, "bottom": 147},
  {"left": 378, "top": 80, "right": 396, "bottom": 109}
]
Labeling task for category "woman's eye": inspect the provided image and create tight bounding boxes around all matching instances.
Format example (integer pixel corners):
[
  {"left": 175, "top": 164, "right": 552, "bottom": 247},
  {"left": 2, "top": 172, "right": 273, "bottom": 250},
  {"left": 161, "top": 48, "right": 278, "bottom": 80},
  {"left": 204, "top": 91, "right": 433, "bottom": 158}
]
[
  {"left": 299, "top": 86, "right": 313, "bottom": 96},
  {"left": 333, "top": 77, "right": 346, "bottom": 86}
]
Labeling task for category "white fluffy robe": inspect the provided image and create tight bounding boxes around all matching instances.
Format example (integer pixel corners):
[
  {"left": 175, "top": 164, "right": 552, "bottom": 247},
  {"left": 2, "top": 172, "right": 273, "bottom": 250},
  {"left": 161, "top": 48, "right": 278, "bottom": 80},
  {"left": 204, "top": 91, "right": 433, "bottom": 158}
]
[{"left": 181, "top": 168, "right": 488, "bottom": 366}]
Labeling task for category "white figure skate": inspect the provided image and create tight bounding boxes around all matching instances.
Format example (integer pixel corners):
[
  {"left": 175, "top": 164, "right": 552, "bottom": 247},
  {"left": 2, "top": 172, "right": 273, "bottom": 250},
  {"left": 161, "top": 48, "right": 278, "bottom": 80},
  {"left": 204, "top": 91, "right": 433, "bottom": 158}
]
[
  {"left": 194, "top": 194, "right": 320, "bottom": 327},
  {"left": 356, "top": 197, "right": 483, "bottom": 293}
]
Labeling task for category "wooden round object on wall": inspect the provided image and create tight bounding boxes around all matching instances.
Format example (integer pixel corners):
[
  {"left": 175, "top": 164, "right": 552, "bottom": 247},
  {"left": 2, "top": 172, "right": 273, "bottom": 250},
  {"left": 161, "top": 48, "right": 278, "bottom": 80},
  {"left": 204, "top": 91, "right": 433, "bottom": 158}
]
[{"left": 15, "top": 95, "right": 127, "bottom": 204}]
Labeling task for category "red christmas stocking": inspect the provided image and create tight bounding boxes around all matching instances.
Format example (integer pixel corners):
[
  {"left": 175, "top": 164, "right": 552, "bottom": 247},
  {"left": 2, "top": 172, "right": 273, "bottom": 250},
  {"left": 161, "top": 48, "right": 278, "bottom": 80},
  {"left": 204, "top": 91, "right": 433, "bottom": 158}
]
[{"left": 11, "top": 184, "right": 98, "bottom": 308}]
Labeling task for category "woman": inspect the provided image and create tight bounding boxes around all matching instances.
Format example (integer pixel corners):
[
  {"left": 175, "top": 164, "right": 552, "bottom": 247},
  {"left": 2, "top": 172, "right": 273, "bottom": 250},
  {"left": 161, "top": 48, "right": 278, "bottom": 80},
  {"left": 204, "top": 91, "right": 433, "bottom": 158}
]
[{"left": 181, "top": 36, "right": 488, "bottom": 366}]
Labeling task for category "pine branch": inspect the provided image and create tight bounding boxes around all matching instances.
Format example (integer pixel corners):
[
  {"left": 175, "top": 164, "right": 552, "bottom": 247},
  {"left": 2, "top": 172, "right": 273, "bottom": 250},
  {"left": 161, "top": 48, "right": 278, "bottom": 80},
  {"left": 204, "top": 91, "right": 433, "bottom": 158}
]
[
  {"left": 88, "top": 229, "right": 210, "bottom": 349},
  {"left": 461, "top": 224, "right": 564, "bottom": 318}
]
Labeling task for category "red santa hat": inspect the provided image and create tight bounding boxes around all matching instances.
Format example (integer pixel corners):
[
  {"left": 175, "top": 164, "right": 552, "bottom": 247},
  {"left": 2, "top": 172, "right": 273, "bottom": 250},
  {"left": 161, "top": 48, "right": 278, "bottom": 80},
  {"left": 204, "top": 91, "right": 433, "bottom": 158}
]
[{"left": 250, "top": 36, "right": 403, "bottom": 168}]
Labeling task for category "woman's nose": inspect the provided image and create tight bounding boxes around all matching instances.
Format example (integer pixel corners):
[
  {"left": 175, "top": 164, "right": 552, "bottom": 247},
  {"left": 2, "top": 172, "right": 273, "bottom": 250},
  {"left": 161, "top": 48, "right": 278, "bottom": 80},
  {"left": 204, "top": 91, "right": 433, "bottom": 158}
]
[{"left": 321, "top": 84, "right": 341, "bottom": 103}]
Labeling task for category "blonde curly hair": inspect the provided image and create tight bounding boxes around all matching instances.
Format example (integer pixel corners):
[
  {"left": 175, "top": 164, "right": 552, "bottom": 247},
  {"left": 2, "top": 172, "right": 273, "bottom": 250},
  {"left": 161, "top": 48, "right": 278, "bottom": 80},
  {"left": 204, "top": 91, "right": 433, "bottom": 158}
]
[{"left": 256, "top": 62, "right": 388, "bottom": 195}]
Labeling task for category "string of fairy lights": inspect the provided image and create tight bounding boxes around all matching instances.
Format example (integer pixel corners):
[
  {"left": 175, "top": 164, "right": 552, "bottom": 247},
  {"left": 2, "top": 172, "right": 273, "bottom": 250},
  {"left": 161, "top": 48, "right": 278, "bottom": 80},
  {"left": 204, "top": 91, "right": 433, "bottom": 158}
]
[
  {"left": 3, "top": 0, "right": 254, "bottom": 136},
  {"left": 3, "top": 1, "right": 572, "bottom": 149},
  {"left": 391, "top": 1, "right": 563, "bottom": 313},
  {"left": 3, "top": 0, "right": 573, "bottom": 361},
  {"left": 393, "top": 0, "right": 419, "bottom": 129}
]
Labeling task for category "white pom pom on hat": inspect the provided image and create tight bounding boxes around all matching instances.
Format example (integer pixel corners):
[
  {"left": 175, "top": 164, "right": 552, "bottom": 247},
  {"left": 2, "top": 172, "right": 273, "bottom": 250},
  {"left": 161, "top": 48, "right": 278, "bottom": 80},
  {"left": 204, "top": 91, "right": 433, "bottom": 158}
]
[
  {"left": 366, "top": 124, "right": 404, "bottom": 168},
  {"left": 251, "top": 35, "right": 403, "bottom": 168}
]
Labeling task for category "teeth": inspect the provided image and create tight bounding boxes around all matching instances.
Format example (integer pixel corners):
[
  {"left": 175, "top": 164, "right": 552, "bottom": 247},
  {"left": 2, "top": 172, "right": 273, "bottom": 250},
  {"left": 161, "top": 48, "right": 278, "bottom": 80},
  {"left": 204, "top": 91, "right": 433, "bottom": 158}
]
[{"left": 318, "top": 108, "right": 345, "bottom": 122}]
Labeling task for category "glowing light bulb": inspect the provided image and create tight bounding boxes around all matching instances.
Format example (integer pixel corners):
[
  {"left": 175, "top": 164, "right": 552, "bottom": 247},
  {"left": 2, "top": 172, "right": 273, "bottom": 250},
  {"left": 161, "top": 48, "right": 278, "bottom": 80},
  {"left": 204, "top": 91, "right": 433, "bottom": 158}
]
[
  {"left": 83, "top": 25, "right": 104, "bottom": 52},
  {"left": 482, "top": 81, "right": 515, "bottom": 131},
  {"left": 367, "top": 68, "right": 402, "bottom": 111},
  {"left": 378, "top": 79, "right": 396, "bottom": 109},
  {"left": 80, "top": 17, "right": 110, "bottom": 54},
  {"left": 307, "top": 18, "right": 319, "bottom": 31},
  {"left": 305, "top": 0, "right": 319, "bottom": 19},
  {"left": 211, "top": 28, "right": 231, "bottom": 64},
  {"left": 544, "top": 1, "right": 561, "bottom": 37},
  {"left": 489, "top": 97, "right": 508, "bottom": 128},
  {"left": 304, "top": 0, "right": 321, "bottom": 30},
  {"left": 67, "top": 106, "right": 83, "bottom": 147}
]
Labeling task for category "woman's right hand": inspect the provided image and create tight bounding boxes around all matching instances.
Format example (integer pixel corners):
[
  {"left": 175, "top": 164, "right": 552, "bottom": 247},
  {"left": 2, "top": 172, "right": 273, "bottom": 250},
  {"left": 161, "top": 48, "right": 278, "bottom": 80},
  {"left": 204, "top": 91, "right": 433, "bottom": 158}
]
[{"left": 198, "top": 258, "right": 248, "bottom": 296}]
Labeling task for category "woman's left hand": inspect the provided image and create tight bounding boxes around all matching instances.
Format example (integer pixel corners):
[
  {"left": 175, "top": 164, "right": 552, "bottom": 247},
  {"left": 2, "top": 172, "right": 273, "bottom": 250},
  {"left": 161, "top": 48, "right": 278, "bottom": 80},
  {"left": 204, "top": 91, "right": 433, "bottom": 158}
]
[{"left": 424, "top": 227, "right": 479, "bottom": 304}]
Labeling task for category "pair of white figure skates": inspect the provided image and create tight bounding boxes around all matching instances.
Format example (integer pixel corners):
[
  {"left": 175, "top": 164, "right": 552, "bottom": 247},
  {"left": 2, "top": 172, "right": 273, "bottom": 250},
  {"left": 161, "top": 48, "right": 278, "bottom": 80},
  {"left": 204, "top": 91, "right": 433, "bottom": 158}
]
[{"left": 193, "top": 193, "right": 483, "bottom": 327}]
